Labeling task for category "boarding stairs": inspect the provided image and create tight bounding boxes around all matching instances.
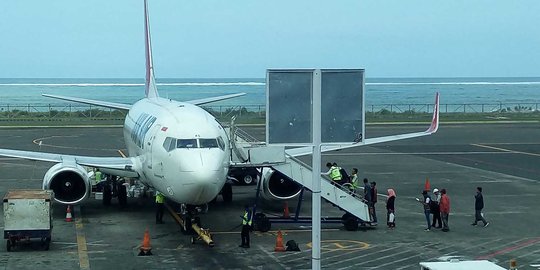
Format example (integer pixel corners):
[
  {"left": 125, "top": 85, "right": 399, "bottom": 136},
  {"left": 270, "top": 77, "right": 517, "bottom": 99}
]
[{"left": 226, "top": 121, "right": 372, "bottom": 225}]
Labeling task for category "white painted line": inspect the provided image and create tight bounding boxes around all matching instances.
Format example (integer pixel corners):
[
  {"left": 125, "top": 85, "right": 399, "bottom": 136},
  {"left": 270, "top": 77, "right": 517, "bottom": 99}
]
[
  {"left": 342, "top": 247, "right": 420, "bottom": 267},
  {"left": 322, "top": 245, "right": 406, "bottom": 267},
  {"left": 258, "top": 245, "right": 290, "bottom": 269},
  {"left": 372, "top": 253, "right": 422, "bottom": 270},
  {"left": 443, "top": 238, "right": 505, "bottom": 256},
  {"left": 442, "top": 161, "right": 539, "bottom": 183},
  {"left": 472, "top": 143, "right": 540, "bottom": 157},
  {"left": 470, "top": 180, "right": 513, "bottom": 183},
  {"left": 514, "top": 246, "right": 540, "bottom": 259}
]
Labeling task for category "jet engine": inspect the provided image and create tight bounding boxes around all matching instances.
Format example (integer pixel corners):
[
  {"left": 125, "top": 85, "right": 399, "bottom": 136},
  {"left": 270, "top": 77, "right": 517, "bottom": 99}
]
[
  {"left": 42, "top": 163, "right": 92, "bottom": 204},
  {"left": 259, "top": 168, "right": 302, "bottom": 200}
]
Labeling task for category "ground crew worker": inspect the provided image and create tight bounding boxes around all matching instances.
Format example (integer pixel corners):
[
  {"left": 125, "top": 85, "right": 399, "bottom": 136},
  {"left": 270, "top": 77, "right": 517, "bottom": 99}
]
[
  {"left": 349, "top": 168, "right": 359, "bottom": 194},
  {"left": 239, "top": 205, "right": 253, "bottom": 248},
  {"left": 94, "top": 168, "right": 105, "bottom": 192},
  {"left": 95, "top": 169, "right": 103, "bottom": 184},
  {"left": 322, "top": 162, "right": 342, "bottom": 186},
  {"left": 155, "top": 191, "right": 165, "bottom": 224}
]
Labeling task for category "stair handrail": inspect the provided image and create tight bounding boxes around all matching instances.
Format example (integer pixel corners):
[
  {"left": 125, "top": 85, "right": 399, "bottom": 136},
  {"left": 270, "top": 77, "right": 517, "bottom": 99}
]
[{"left": 285, "top": 153, "right": 366, "bottom": 202}]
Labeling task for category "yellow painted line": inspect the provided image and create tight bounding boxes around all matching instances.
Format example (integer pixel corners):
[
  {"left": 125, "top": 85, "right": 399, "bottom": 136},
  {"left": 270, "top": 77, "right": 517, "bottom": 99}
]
[
  {"left": 306, "top": 240, "right": 370, "bottom": 251},
  {"left": 74, "top": 205, "right": 90, "bottom": 270},
  {"left": 471, "top": 143, "right": 540, "bottom": 157},
  {"left": 117, "top": 150, "right": 127, "bottom": 158}
]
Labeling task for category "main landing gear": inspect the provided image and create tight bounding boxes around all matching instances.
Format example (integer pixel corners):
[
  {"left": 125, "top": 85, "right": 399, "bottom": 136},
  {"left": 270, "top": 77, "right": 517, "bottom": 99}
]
[{"left": 102, "top": 176, "right": 128, "bottom": 207}]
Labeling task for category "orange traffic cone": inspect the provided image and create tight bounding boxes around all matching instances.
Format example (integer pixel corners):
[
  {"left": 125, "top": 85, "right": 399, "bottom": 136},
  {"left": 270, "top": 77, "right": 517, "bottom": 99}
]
[
  {"left": 424, "top": 178, "right": 431, "bottom": 191},
  {"left": 282, "top": 202, "right": 290, "bottom": 218},
  {"left": 65, "top": 205, "right": 73, "bottom": 222},
  {"left": 138, "top": 228, "right": 152, "bottom": 256},
  {"left": 274, "top": 230, "right": 285, "bottom": 252}
]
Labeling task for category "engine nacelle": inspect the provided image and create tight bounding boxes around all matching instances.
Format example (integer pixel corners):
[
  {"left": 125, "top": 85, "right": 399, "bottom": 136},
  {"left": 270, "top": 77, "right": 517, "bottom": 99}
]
[
  {"left": 42, "top": 163, "right": 92, "bottom": 204},
  {"left": 259, "top": 168, "right": 302, "bottom": 200}
]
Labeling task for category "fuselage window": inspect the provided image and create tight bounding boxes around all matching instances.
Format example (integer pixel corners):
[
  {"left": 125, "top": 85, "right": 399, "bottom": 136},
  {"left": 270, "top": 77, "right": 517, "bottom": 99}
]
[
  {"left": 217, "top": 136, "right": 225, "bottom": 151},
  {"left": 177, "top": 139, "right": 197, "bottom": 148},
  {"left": 199, "top": 138, "right": 219, "bottom": 148}
]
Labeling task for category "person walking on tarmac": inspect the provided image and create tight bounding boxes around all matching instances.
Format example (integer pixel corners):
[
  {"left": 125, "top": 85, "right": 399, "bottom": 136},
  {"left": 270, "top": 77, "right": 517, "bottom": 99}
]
[
  {"left": 322, "top": 162, "right": 342, "bottom": 186},
  {"left": 416, "top": 190, "right": 432, "bottom": 231},
  {"left": 386, "top": 189, "right": 396, "bottom": 228},
  {"left": 155, "top": 191, "right": 165, "bottom": 224},
  {"left": 240, "top": 204, "right": 253, "bottom": 248},
  {"left": 370, "top": 181, "right": 378, "bottom": 224},
  {"left": 440, "top": 189, "right": 450, "bottom": 232},
  {"left": 431, "top": 188, "right": 442, "bottom": 229},
  {"left": 472, "top": 187, "right": 489, "bottom": 227}
]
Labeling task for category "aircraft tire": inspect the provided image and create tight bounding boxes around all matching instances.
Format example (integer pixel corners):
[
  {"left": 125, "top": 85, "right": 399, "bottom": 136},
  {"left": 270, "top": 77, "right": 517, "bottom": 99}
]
[
  {"left": 117, "top": 183, "right": 127, "bottom": 207},
  {"left": 222, "top": 183, "right": 233, "bottom": 203},
  {"left": 103, "top": 184, "right": 112, "bottom": 206},
  {"left": 6, "top": 240, "right": 12, "bottom": 252},
  {"left": 241, "top": 174, "right": 255, "bottom": 185},
  {"left": 254, "top": 213, "right": 271, "bottom": 232},
  {"left": 343, "top": 216, "right": 359, "bottom": 231}
]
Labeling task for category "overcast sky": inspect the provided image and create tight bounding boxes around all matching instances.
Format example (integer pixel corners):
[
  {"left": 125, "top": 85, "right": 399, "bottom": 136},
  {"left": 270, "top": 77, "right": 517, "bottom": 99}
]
[{"left": 1, "top": 1, "right": 539, "bottom": 78}]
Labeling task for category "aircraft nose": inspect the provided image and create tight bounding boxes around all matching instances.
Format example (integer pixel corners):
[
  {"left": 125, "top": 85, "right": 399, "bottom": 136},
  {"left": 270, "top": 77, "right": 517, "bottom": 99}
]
[
  {"left": 179, "top": 168, "right": 224, "bottom": 204},
  {"left": 179, "top": 151, "right": 223, "bottom": 172}
]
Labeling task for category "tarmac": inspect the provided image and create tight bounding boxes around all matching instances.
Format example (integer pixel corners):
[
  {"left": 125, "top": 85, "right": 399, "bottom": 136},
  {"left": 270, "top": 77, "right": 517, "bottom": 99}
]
[{"left": 0, "top": 122, "right": 539, "bottom": 269}]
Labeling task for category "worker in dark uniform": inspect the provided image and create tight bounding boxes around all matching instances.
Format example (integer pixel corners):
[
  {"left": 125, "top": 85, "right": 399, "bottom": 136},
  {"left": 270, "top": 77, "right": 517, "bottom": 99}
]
[
  {"left": 155, "top": 191, "right": 165, "bottom": 224},
  {"left": 239, "top": 204, "right": 253, "bottom": 248}
]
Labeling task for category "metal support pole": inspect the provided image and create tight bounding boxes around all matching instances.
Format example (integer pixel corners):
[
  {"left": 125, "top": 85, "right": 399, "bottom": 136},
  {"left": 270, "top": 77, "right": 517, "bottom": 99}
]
[{"left": 311, "top": 69, "right": 322, "bottom": 270}]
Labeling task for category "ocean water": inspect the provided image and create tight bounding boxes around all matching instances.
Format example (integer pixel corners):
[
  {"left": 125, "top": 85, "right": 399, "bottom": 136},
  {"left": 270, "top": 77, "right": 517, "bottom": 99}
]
[{"left": 0, "top": 77, "right": 539, "bottom": 108}]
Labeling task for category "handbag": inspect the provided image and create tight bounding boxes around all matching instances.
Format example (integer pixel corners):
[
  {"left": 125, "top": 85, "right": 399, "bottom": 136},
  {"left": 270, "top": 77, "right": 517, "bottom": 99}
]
[{"left": 389, "top": 212, "right": 395, "bottom": 223}]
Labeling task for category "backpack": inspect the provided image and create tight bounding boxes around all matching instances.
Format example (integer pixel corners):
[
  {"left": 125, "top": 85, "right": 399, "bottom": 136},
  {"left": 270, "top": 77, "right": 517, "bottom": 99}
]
[
  {"left": 339, "top": 168, "right": 350, "bottom": 183},
  {"left": 286, "top": 240, "right": 300, "bottom": 251}
]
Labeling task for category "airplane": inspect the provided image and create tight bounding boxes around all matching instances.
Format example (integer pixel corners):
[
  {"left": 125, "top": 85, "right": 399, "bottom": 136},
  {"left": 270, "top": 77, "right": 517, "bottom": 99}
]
[{"left": 0, "top": 0, "right": 439, "bottom": 226}]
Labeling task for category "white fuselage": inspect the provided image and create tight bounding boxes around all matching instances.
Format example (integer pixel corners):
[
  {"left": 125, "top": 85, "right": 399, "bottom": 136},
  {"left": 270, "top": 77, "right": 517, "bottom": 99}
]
[{"left": 123, "top": 97, "right": 230, "bottom": 205}]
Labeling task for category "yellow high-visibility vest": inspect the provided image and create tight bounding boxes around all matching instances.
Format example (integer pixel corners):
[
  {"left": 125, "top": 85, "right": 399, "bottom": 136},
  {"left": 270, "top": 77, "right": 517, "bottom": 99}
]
[
  {"left": 350, "top": 175, "right": 359, "bottom": 189},
  {"left": 155, "top": 193, "right": 165, "bottom": 204},
  {"left": 330, "top": 166, "right": 342, "bottom": 181},
  {"left": 242, "top": 211, "right": 252, "bottom": 226},
  {"left": 95, "top": 171, "right": 102, "bottom": 183}
]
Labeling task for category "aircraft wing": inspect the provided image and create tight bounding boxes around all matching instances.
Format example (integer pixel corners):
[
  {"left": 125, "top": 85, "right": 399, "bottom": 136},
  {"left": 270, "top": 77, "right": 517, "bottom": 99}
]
[
  {"left": 42, "top": 94, "right": 132, "bottom": 110},
  {"left": 285, "top": 92, "right": 440, "bottom": 157},
  {"left": 185, "top": 93, "right": 246, "bottom": 106},
  {"left": 0, "top": 148, "right": 136, "bottom": 172}
]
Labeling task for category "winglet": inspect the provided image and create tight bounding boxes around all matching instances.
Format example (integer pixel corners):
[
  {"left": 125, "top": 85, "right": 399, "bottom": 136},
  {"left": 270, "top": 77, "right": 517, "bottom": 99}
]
[
  {"left": 144, "top": 0, "right": 159, "bottom": 99},
  {"left": 426, "top": 92, "right": 439, "bottom": 134}
]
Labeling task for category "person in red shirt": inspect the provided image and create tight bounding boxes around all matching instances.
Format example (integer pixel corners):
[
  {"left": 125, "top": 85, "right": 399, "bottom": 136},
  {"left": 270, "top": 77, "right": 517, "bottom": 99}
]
[{"left": 439, "top": 189, "right": 450, "bottom": 232}]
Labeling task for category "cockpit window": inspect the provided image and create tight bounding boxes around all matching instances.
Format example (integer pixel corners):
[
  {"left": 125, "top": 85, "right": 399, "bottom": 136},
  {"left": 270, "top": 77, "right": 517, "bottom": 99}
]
[
  {"left": 177, "top": 139, "right": 197, "bottom": 148},
  {"left": 162, "top": 137, "right": 177, "bottom": 152},
  {"left": 165, "top": 137, "right": 224, "bottom": 150},
  {"left": 217, "top": 136, "right": 226, "bottom": 151},
  {"left": 199, "top": 138, "right": 219, "bottom": 148},
  {"left": 163, "top": 137, "right": 172, "bottom": 151},
  {"left": 169, "top": 138, "right": 177, "bottom": 151}
]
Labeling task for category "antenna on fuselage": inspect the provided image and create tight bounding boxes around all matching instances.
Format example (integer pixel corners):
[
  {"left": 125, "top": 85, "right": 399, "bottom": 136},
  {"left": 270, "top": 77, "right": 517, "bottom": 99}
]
[{"left": 144, "top": 0, "right": 159, "bottom": 99}]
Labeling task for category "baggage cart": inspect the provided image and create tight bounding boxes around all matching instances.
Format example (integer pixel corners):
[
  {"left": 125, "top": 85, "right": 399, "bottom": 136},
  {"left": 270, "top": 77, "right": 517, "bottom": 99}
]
[{"left": 3, "top": 190, "right": 53, "bottom": 251}]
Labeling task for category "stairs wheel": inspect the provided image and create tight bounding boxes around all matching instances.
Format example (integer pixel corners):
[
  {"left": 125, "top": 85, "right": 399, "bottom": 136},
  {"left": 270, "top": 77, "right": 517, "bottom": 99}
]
[{"left": 344, "top": 216, "right": 359, "bottom": 231}]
